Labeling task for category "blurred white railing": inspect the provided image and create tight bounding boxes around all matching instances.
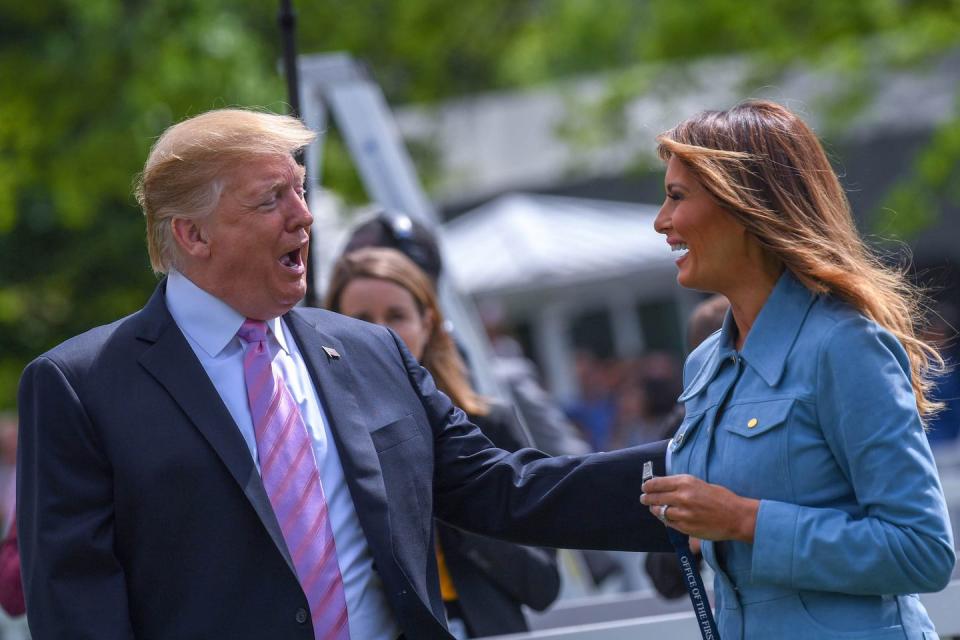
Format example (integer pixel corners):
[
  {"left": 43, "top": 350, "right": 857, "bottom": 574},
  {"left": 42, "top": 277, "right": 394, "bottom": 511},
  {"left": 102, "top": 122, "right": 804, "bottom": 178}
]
[
  {"left": 487, "top": 580, "right": 960, "bottom": 640},
  {"left": 491, "top": 456, "right": 960, "bottom": 640}
]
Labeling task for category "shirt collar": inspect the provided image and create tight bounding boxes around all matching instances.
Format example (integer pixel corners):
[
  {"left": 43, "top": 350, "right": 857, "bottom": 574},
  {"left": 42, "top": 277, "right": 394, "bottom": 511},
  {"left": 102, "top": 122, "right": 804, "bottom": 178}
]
[
  {"left": 165, "top": 270, "right": 290, "bottom": 357},
  {"left": 739, "top": 270, "right": 816, "bottom": 387}
]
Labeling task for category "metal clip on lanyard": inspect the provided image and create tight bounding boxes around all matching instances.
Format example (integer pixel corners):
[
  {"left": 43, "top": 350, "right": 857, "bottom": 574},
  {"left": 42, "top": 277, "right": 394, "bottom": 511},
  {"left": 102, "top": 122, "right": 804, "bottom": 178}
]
[{"left": 643, "top": 462, "right": 720, "bottom": 640}]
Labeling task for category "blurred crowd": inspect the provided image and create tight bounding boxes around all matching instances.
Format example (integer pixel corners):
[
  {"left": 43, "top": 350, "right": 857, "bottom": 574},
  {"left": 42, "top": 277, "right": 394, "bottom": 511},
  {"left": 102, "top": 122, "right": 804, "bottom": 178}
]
[
  {"left": 560, "top": 300, "right": 960, "bottom": 457},
  {"left": 565, "top": 349, "right": 682, "bottom": 453},
  {"left": 559, "top": 293, "right": 729, "bottom": 456},
  {"left": 924, "top": 302, "right": 960, "bottom": 449}
]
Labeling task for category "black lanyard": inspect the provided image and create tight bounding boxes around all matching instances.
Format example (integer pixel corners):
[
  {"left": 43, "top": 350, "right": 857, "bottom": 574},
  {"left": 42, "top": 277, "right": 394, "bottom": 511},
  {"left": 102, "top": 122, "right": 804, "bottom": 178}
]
[{"left": 666, "top": 527, "right": 720, "bottom": 640}]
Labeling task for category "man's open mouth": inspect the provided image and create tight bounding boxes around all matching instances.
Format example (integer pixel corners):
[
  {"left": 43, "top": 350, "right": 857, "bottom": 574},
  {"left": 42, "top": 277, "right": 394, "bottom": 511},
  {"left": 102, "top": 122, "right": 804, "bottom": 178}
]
[{"left": 279, "top": 248, "right": 303, "bottom": 269}]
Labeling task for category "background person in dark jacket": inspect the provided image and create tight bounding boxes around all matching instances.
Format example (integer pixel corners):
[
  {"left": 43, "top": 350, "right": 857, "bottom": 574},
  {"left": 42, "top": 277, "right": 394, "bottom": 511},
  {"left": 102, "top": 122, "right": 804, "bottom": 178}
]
[{"left": 326, "top": 247, "right": 561, "bottom": 637}]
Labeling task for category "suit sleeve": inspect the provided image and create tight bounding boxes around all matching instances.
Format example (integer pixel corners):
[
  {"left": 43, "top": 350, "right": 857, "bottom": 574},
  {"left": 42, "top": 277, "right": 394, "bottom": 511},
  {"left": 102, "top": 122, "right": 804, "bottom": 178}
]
[
  {"left": 441, "top": 406, "right": 560, "bottom": 610},
  {"left": 494, "top": 357, "right": 591, "bottom": 457},
  {"left": 382, "top": 329, "right": 672, "bottom": 552},
  {"left": 751, "top": 317, "right": 956, "bottom": 594},
  {"left": 17, "top": 356, "right": 135, "bottom": 639},
  {"left": 473, "top": 403, "right": 530, "bottom": 452}
]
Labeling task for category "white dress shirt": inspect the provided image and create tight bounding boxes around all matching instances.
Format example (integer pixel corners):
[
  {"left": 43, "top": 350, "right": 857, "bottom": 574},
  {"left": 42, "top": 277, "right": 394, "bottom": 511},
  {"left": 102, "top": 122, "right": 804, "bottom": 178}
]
[{"left": 166, "top": 271, "right": 399, "bottom": 640}]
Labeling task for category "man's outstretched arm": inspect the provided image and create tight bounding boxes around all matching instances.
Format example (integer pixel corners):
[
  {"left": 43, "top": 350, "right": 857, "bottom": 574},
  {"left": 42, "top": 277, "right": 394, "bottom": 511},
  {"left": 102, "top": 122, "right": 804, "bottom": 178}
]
[{"left": 381, "top": 327, "right": 672, "bottom": 552}]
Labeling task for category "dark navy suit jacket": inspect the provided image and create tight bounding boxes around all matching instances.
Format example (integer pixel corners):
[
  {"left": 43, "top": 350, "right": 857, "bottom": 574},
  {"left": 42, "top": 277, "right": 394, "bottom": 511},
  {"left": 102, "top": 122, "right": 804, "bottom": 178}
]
[{"left": 17, "top": 283, "right": 671, "bottom": 639}]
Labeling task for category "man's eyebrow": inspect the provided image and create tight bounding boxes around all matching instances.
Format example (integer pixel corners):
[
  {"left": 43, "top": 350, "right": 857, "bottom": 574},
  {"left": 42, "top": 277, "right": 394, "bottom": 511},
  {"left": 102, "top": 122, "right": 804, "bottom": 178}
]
[
  {"left": 237, "top": 165, "right": 306, "bottom": 199},
  {"left": 253, "top": 174, "right": 292, "bottom": 193},
  {"left": 265, "top": 166, "right": 306, "bottom": 191}
]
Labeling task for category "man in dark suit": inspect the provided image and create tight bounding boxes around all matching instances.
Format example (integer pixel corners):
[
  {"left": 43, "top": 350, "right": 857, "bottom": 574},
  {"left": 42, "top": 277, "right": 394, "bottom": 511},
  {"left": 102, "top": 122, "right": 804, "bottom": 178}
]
[{"left": 17, "top": 108, "right": 671, "bottom": 640}]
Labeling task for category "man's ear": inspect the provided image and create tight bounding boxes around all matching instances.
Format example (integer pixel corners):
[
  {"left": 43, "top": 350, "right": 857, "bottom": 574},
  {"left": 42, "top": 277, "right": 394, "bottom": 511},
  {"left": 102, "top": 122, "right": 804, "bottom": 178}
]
[{"left": 171, "top": 217, "right": 211, "bottom": 259}]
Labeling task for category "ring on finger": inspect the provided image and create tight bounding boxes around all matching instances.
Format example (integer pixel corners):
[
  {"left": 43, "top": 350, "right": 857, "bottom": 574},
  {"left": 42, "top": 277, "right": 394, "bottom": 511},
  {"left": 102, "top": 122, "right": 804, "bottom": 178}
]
[{"left": 658, "top": 504, "right": 671, "bottom": 523}]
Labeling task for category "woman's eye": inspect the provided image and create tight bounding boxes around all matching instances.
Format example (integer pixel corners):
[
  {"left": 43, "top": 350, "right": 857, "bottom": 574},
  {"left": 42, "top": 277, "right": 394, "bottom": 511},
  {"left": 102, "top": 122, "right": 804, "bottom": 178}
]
[{"left": 667, "top": 192, "right": 682, "bottom": 201}]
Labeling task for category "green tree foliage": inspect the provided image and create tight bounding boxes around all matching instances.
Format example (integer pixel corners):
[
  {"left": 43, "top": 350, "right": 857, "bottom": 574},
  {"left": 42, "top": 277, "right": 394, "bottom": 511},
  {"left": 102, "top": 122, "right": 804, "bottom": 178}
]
[
  {"left": 0, "top": 0, "right": 284, "bottom": 407},
  {"left": 511, "top": 0, "right": 960, "bottom": 238},
  {"left": 296, "top": 0, "right": 535, "bottom": 102}
]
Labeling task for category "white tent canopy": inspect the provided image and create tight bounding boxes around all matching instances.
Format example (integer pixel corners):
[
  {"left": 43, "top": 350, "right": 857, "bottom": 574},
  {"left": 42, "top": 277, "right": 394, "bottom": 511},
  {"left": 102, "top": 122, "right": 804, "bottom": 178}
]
[
  {"left": 441, "top": 193, "right": 677, "bottom": 302},
  {"left": 440, "top": 193, "right": 694, "bottom": 400}
]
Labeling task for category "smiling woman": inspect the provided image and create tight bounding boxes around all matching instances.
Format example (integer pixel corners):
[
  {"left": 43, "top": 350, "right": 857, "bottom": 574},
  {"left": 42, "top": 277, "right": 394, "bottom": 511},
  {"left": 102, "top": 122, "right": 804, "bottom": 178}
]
[{"left": 641, "top": 100, "right": 955, "bottom": 640}]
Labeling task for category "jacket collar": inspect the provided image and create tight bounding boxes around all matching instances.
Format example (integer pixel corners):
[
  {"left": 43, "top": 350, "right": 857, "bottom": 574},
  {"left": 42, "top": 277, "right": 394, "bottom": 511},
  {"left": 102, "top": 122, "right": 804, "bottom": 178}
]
[
  {"left": 678, "top": 271, "right": 815, "bottom": 400},
  {"left": 740, "top": 270, "right": 816, "bottom": 387},
  {"left": 135, "top": 279, "right": 297, "bottom": 575}
]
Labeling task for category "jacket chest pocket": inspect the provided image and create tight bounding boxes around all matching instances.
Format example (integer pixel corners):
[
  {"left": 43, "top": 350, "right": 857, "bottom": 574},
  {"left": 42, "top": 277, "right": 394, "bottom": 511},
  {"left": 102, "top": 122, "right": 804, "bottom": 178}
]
[
  {"left": 371, "top": 415, "right": 433, "bottom": 542},
  {"left": 712, "top": 398, "right": 795, "bottom": 498}
]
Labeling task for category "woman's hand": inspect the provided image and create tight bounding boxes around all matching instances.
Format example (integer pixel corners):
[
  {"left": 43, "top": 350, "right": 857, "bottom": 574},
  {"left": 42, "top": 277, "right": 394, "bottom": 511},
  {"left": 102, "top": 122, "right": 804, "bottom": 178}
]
[{"left": 641, "top": 474, "right": 759, "bottom": 543}]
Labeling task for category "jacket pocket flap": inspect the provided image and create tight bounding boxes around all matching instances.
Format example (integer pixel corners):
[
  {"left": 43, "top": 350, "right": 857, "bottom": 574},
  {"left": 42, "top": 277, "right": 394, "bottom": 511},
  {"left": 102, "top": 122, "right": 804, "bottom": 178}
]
[
  {"left": 722, "top": 398, "right": 794, "bottom": 438},
  {"left": 370, "top": 414, "right": 422, "bottom": 452}
]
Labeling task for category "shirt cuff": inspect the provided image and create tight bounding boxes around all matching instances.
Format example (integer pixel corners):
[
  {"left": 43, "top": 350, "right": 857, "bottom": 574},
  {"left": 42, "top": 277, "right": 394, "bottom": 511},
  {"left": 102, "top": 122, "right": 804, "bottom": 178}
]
[{"left": 751, "top": 499, "right": 799, "bottom": 585}]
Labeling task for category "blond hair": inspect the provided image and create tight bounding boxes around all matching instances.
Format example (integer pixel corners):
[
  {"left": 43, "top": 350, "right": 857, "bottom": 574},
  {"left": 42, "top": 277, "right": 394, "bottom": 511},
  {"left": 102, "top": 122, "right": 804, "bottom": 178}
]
[
  {"left": 135, "top": 108, "right": 316, "bottom": 274},
  {"left": 658, "top": 100, "right": 942, "bottom": 418},
  {"left": 326, "top": 247, "right": 490, "bottom": 416}
]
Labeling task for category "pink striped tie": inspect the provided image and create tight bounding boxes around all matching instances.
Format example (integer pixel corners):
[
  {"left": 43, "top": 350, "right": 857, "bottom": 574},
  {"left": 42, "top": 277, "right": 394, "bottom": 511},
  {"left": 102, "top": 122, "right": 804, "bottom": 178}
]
[{"left": 238, "top": 320, "right": 350, "bottom": 640}]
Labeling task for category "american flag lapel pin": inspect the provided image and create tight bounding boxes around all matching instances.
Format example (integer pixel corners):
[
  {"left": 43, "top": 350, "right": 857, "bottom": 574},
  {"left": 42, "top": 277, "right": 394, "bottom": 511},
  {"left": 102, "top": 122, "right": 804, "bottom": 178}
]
[{"left": 322, "top": 345, "right": 341, "bottom": 361}]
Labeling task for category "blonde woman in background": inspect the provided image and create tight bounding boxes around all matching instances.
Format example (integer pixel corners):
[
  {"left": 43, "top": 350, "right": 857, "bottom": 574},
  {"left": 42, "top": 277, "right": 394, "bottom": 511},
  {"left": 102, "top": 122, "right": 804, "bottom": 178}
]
[{"left": 326, "top": 247, "right": 560, "bottom": 638}]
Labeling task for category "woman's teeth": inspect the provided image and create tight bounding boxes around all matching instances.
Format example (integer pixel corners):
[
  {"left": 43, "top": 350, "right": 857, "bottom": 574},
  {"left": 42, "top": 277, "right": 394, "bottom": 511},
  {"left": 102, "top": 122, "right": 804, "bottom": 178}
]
[{"left": 672, "top": 243, "right": 689, "bottom": 254}]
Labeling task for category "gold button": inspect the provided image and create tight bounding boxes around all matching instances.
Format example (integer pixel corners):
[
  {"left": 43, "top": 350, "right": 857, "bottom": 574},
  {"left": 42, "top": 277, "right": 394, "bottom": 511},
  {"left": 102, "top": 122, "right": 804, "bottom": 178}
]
[{"left": 747, "top": 418, "right": 758, "bottom": 428}]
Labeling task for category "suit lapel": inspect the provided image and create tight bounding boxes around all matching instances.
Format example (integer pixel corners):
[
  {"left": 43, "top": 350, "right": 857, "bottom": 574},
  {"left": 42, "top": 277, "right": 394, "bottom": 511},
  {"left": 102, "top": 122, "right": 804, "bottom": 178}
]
[
  {"left": 135, "top": 284, "right": 295, "bottom": 574},
  {"left": 288, "top": 310, "right": 445, "bottom": 628},
  {"left": 284, "top": 311, "right": 391, "bottom": 551}
]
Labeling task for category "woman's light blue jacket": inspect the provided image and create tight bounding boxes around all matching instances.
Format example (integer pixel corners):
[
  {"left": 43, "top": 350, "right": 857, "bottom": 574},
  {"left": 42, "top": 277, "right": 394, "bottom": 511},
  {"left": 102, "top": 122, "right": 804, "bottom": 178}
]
[{"left": 669, "top": 271, "right": 955, "bottom": 639}]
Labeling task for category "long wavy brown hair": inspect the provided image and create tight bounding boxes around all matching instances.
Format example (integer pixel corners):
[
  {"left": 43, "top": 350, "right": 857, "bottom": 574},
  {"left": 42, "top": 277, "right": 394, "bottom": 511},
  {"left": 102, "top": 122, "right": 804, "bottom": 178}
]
[
  {"left": 657, "top": 100, "right": 942, "bottom": 418},
  {"left": 325, "top": 247, "right": 489, "bottom": 416}
]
